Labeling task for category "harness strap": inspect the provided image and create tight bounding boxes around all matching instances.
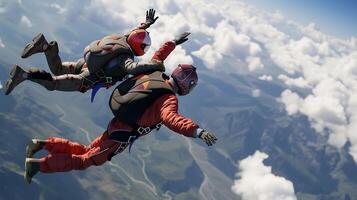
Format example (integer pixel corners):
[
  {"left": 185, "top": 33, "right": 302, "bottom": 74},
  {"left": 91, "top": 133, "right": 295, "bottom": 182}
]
[
  {"left": 89, "top": 69, "right": 123, "bottom": 101},
  {"left": 108, "top": 122, "right": 163, "bottom": 153}
]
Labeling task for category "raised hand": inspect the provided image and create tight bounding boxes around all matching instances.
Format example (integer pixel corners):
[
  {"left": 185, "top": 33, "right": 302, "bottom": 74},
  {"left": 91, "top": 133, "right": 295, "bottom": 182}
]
[
  {"left": 173, "top": 32, "right": 191, "bottom": 45},
  {"left": 145, "top": 9, "right": 159, "bottom": 27}
]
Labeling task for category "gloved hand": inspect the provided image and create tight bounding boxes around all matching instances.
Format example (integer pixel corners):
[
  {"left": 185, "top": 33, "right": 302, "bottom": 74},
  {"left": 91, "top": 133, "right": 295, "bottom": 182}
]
[
  {"left": 145, "top": 9, "right": 159, "bottom": 27},
  {"left": 173, "top": 32, "right": 191, "bottom": 45},
  {"left": 198, "top": 130, "right": 217, "bottom": 146}
]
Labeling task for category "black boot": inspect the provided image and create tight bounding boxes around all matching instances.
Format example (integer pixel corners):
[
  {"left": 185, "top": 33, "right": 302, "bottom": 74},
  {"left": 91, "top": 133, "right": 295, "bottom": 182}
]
[
  {"left": 21, "top": 33, "right": 49, "bottom": 59},
  {"left": 24, "top": 158, "right": 40, "bottom": 184},
  {"left": 4, "top": 65, "right": 28, "bottom": 95},
  {"left": 26, "top": 139, "right": 46, "bottom": 158}
]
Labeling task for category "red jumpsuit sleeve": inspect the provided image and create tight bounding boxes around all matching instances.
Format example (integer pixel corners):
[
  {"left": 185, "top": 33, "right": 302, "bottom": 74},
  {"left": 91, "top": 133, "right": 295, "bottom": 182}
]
[
  {"left": 151, "top": 41, "right": 176, "bottom": 62},
  {"left": 159, "top": 94, "right": 199, "bottom": 138}
]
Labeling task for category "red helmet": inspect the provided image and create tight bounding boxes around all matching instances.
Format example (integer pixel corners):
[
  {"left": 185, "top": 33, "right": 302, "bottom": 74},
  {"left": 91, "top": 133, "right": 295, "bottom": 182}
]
[
  {"left": 171, "top": 64, "right": 198, "bottom": 96},
  {"left": 127, "top": 29, "right": 151, "bottom": 56}
]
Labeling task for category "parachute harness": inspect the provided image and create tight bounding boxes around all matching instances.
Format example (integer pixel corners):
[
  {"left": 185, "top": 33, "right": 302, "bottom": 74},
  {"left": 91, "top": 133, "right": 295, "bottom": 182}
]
[
  {"left": 128, "top": 122, "right": 163, "bottom": 152},
  {"left": 109, "top": 122, "right": 163, "bottom": 156}
]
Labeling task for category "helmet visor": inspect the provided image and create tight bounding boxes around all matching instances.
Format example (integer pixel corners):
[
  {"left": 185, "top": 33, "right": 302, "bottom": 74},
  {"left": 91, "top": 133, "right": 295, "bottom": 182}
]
[
  {"left": 141, "top": 43, "right": 151, "bottom": 53},
  {"left": 142, "top": 31, "right": 151, "bottom": 53}
]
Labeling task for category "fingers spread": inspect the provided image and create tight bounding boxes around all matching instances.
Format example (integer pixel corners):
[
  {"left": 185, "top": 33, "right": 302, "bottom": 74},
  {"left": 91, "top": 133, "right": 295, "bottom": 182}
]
[{"left": 183, "top": 32, "right": 191, "bottom": 38}]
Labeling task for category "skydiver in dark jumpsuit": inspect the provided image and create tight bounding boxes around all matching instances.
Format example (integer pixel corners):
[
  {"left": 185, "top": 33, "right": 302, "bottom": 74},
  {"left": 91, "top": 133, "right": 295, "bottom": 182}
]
[{"left": 4, "top": 9, "right": 165, "bottom": 95}]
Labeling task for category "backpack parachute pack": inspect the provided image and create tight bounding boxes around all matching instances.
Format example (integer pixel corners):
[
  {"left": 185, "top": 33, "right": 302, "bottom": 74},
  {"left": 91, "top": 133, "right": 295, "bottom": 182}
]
[
  {"left": 109, "top": 71, "right": 174, "bottom": 125},
  {"left": 83, "top": 34, "right": 133, "bottom": 74}
]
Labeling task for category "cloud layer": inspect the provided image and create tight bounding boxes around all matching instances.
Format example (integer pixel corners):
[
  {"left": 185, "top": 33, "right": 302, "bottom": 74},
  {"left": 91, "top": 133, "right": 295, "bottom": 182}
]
[{"left": 232, "top": 151, "right": 297, "bottom": 200}]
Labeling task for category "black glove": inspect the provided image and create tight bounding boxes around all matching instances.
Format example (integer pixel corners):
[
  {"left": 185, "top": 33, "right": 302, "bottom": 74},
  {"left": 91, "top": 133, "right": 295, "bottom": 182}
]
[
  {"left": 173, "top": 32, "right": 191, "bottom": 45},
  {"left": 199, "top": 130, "right": 217, "bottom": 146},
  {"left": 145, "top": 9, "right": 159, "bottom": 27}
]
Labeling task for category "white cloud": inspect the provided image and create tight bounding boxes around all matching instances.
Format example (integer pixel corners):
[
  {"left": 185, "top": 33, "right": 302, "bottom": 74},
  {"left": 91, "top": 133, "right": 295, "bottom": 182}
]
[
  {"left": 0, "top": 38, "right": 5, "bottom": 48},
  {"left": 155, "top": 0, "right": 180, "bottom": 15},
  {"left": 247, "top": 56, "right": 264, "bottom": 71},
  {"left": 252, "top": 89, "right": 261, "bottom": 97},
  {"left": 278, "top": 74, "right": 310, "bottom": 89},
  {"left": 279, "top": 90, "right": 303, "bottom": 115},
  {"left": 280, "top": 85, "right": 348, "bottom": 147},
  {"left": 192, "top": 20, "right": 263, "bottom": 71},
  {"left": 50, "top": 3, "right": 67, "bottom": 14},
  {"left": 232, "top": 151, "right": 297, "bottom": 200},
  {"left": 259, "top": 75, "right": 273, "bottom": 81},
  {"left": 83, "top": 0, "right": 148, "bottom": 31},
  {"left": 20, "top": 15, "right": 32, "bottom": 28},
  {"left": 192, "top": 44, "right": 222, "bottom": 69}
]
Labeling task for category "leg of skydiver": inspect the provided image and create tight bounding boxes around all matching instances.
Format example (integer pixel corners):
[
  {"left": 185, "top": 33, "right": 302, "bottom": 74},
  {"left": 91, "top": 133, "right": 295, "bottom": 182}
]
[
  {"left": 27, "top": 67, "right": 93, "bottom": 92},
  {"left": 44, "top": 41, "right": 84, "bottom": 75},
  {"left": 21, "top": 33, "right": 49, "bottom": 59},
  {"left": 5, "top": 64, "right": 94, "bottom": 94},
  {"left": 21, "top": 33, "right": 84, "bottom": 76},
  {"left": 27, "top": 67, "right": 89, "bottom": 91},
  {"left": 4, "top": 60, "right": 88, "bottom": 95},
  {"left": 43, "top": 133, "right": 107, "bottom": 155},
  {"left": 26, "top": 137, "right": 91, "bottom": 158},
  {"left": 24, "top": 131, "right": 128, "bottom": 184}
]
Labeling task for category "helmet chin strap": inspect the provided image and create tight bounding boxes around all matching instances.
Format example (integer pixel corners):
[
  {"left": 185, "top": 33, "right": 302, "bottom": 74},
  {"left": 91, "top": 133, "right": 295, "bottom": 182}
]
[{"left": 168, "top": 78, "right": 179, "bottom": 94}]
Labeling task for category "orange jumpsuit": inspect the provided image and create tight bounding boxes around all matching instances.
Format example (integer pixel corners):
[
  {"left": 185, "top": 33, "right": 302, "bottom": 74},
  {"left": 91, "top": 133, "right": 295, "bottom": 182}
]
[{"left": 38, "top": 41, "right": 200, "bottom": 173}]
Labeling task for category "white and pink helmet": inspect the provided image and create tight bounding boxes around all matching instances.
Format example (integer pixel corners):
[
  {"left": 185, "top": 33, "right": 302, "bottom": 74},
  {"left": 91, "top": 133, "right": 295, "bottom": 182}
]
[{"left": 171, "top": 64, "right": 198, "bottom": 96}]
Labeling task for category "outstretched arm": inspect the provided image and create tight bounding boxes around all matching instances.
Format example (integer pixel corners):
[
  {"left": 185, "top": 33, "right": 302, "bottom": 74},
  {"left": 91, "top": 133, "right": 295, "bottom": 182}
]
[
  {"left": 114, "top": 53, "right": 165, "bottom": 75},
  {"left": 151, "top": 41, "right": 176, "bottom": 62},
  {"left": 159, "top": 94, "right": 218, "bottom": 145},
  {"left": 159, "top": 94, "right": 199, "bottom": 138},
  {"left": 151, "top": 32, "right": 191, "bottom": 62}
]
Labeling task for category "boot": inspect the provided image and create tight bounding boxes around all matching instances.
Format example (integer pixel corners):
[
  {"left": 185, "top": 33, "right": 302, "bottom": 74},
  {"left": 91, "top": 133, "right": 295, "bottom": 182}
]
[
  {"left": 24, "top": 158, "right": 40, "bottom": 184},
  {"left": 4, "top": 65, "right": 28, "bottom": 95},
  {"left": 26, "top": 139, "right": 46, "bottom": 158},
  {"left": 21, "top": 33, "right": 49, "bottom": 59}
]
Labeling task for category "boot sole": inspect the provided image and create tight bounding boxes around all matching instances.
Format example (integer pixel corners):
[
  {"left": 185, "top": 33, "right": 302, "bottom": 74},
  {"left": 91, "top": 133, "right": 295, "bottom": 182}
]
[
  {"left": 25, "top": 139, "right": 39, "bottom": 158},
  {"left": 26, "top": 145, "right": 33, "bottom": 158},
  {"left": 4, "top": 65, "right": 24, "bottom": 95},
  {"left": 21, "top": 33, "right": 45, "bottom": 59},
  {"left": 24, "top": 158, "right": 32, "bottom": 184}
]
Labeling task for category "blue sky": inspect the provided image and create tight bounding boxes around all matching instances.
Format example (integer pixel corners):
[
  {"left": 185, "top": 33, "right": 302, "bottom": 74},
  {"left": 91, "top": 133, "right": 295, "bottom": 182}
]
[{"left": 241, "top": 0, "right": 357, "bottom": 39}]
